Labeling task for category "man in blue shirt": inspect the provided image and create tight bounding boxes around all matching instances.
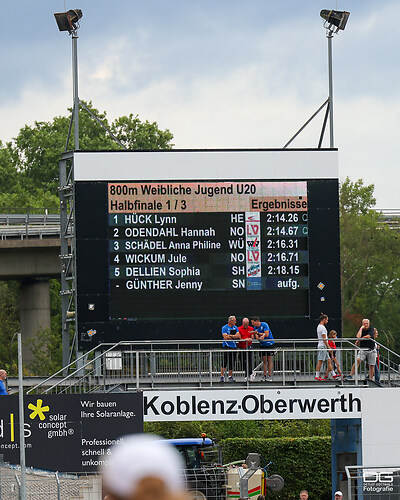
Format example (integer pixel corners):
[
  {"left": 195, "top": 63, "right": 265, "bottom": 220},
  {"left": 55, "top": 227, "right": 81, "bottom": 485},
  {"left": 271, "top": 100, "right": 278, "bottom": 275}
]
[
  {"left": 220, "top": 315, "right": 240, "bottom": 382},
  {"left": 251, "top": 316, "right": 275, "bottom": 382},
  {"left": 0, "top": 370, "right": 9, "bottom": 395}
]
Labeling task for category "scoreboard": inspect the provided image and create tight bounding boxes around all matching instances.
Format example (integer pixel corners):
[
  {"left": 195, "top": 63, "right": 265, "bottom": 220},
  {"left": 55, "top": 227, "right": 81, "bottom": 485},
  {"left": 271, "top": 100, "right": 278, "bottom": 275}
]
[
  {"left": 108, "top": 180, "right": 309, "bottom": 320},
  {"left": 74, "top": 150, "right": 341, "bottom": 346}
]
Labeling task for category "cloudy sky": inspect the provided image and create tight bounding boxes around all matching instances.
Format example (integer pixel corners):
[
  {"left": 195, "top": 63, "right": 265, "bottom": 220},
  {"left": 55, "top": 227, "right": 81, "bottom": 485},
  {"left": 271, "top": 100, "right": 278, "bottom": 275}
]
[{"left": 1, "top": 1, "right": 398, "bottom": 207}]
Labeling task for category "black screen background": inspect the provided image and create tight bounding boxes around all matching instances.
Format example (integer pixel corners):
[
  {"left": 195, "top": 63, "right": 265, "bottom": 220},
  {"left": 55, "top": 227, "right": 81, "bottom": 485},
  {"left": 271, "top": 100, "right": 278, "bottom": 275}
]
[{"left": 75, "top": 176, "right": 340, "bottom": 347}]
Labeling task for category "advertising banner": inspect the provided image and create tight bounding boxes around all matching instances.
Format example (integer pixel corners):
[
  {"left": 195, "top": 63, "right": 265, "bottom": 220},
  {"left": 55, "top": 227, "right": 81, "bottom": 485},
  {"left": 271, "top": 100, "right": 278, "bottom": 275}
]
[
  {"left": 0, "top": 393, "right": 143, "bottom": 472},
  {"left": 143, "top": 388, "right": 362, "bottom": 421}
]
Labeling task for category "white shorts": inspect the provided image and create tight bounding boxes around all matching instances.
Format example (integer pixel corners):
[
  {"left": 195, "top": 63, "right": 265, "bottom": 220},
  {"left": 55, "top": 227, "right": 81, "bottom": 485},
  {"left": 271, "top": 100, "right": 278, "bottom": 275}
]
[
  {"left": 357, "top": 349, "right": 377, "bottom": 365},
  {"left": 317, "top": 348, "right": 330, "bottom": 361}
]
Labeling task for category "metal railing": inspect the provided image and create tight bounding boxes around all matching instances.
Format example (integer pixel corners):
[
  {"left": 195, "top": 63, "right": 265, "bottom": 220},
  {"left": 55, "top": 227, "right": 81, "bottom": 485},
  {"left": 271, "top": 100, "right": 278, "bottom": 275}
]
[
  {"left": 0, "top": 465, "right": 101, "bottom": 500},
  {"left": 1, "top": 207, "right": 399, "bottom": 240},
  {"left": 27, "top": 339, "right": 400, "bottom": 395},
  {"left": 377, "top": 209, "right": 400, "bottom": 229},
  {"left": 345, "top": 465, "right": 400, "bottom": 499},
  {"left": 1, "top": 206, "right": 400, "bottom": 240},
  {"left": 0, "top": 208, "right": 61, "bottom": 240}
]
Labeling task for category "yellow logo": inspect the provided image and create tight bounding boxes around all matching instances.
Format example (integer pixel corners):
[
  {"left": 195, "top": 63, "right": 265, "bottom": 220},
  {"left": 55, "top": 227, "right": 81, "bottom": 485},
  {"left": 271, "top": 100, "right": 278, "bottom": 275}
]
[{"left": 28, "top": 399, "right": 50, "bottom": 421}]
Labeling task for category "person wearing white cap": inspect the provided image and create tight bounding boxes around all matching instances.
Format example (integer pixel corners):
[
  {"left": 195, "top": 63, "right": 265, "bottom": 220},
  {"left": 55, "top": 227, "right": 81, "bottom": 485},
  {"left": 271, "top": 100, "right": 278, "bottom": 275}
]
[
  {"left": 334, "top": 491, "right": 343, "bottom": 499},
  {"left": 101, "top": 434, "right": 189, "bottom": 500}
]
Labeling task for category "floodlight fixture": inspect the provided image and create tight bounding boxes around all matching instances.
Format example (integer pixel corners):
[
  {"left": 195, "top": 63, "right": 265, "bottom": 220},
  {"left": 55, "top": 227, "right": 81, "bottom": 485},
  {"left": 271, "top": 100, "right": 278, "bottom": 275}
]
[
  {"left": 54, "top": 9, "right": 83, "bottom": 34},
  {"left": 320, "top": 9, "right": 350, "bottom": 35},
  {"left": 283, "top": 9, "right": 350, "bottom": 150},
  {"left": 319, "top": 9, "right": 350, "bottom": 149},
  {"left": 54, "top": 8, "right": 83, "bottom": 152}
]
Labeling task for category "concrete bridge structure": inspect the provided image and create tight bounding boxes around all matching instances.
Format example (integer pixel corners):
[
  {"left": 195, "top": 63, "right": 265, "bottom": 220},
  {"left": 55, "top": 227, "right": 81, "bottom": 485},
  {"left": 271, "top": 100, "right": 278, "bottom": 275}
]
[{"left": 0, "top": 214, "right": 61, "bottom": 361}]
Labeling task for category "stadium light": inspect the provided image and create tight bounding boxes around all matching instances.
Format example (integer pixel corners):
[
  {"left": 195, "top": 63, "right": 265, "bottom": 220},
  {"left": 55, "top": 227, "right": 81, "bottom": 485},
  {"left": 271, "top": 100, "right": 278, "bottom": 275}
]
[
  {"left": 320, "top": 9, "right": 350, "bottom": 34},
  {"left": 320, "top": 9, "right": 350, "bottom": 148},
  {"left": 54, "top": 9, "right": 83, "bottom": 34},
  {"left": 54, "top": 9, "right": 83, "bottom": 151},
  {"left": 54, "top": 9, "right": 83, "bottom": 368}
]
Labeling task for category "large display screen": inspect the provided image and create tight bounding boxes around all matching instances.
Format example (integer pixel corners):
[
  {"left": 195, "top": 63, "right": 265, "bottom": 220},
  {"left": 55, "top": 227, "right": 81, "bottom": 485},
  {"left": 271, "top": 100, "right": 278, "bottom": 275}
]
[
  {"left": 108, "top": 181, "right": 309, "bottom": 320},
  {"left": 73, "top": 150, "right": 341, "bottom": 346}
]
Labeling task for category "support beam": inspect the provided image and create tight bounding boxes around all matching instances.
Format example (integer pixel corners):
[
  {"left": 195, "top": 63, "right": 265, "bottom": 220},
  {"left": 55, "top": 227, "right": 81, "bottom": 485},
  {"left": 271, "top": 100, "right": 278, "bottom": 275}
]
[{"left": 19, "top": 280, "right": 51, "bottom": 363}]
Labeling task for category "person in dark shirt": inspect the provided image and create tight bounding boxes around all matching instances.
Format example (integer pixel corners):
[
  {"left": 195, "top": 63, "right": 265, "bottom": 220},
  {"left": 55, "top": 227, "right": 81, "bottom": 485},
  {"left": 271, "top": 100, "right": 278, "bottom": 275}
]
[{"left": 346, "top": 319, "right": 377, "bottom": 380}]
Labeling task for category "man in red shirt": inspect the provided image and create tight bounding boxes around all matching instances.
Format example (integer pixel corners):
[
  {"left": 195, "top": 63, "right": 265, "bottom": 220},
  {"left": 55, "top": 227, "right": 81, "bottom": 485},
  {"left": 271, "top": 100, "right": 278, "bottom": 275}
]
[{"left": 238, "top": 318, "right": 254, "bottom": 381}]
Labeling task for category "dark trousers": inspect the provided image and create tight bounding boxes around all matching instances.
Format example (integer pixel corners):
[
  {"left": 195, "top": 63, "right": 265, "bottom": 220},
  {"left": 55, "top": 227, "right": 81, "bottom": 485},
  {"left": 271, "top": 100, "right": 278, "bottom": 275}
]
[{"left": 222, "top": 349, "right": 237, "bottom": 370}]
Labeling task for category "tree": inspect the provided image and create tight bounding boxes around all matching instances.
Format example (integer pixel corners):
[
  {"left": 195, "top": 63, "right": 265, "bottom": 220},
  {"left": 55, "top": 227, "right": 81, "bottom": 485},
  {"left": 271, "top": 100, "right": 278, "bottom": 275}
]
[
  {"left": 0, "top": 281, "right": 20, "bottom": 373},
  {"left": 0, "top": 141, "right": 19, "bottom": 196},
  {"left": 340, "top": 178, "right": 400, "bottom": 347},
  {"left": 0, "top": 103, "right": 174, "bottom": 373},
  {"left": 112, "top": 114, "right": 173, "bottom": 150},
  {"left": 1, "top": 101, "right": 174, "bottom": 199}
]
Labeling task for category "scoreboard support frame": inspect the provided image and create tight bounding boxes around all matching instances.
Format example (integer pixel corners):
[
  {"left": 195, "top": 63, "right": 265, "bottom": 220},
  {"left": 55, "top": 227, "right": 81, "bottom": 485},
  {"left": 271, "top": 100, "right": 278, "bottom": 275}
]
[
  {"left": 59, "top": 151, "right": 77, "bottom": 368},
  {"left": 59, "top": 149, "right": 340, "bottom": 359}
]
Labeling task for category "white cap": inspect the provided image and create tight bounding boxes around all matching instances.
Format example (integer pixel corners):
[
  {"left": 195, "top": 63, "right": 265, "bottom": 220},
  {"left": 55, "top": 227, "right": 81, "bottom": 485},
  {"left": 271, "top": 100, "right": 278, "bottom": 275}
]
[
  {"left": 102, "top": 434, "right": 185, "bottom": 497},
  {"left": 334, "top": 492, "right": 343, "bottom": 497}
]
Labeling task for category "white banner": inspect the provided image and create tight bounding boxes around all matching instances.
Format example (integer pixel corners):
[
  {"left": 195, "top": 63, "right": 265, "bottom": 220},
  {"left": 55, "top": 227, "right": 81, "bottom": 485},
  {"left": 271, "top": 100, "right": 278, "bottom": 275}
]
[
  {"left": 143, "top": 388, "right": 362, "bottom": 422},
  {"left": 73, "top": 150, "right": 338, "bottom": 181}
]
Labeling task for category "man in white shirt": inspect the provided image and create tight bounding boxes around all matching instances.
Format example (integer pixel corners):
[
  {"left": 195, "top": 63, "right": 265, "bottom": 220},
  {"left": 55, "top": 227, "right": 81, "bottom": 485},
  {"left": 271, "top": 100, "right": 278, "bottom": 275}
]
[{"left": 315, "top": 314, "right": 338, "bottom": 381}]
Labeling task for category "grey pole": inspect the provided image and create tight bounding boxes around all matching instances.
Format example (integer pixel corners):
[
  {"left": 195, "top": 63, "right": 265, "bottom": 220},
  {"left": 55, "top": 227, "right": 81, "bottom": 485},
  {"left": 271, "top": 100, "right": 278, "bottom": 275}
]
[
  {"left": 18, "top": 333, "right": 26, "bottom": 500},
  {"left": 72, "top": 31, "right": 79, "bottom": 150},
  {"left": 327, "top": 33, "right": 334, "bottom": 148}
]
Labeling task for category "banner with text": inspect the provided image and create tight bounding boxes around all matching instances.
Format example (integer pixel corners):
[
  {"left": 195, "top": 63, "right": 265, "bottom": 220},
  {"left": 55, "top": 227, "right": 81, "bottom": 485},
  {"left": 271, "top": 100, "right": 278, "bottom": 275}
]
[
  {"left": 143, "top": 388, "right": 362, "bottom": 421},
  {"left": 0, "top": 393, "right": 143, "bottom": 472}
]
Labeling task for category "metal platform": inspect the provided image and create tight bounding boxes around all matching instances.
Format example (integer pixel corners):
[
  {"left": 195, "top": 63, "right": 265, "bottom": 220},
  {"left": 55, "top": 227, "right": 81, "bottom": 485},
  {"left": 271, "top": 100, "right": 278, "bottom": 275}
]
[{"left": 26, "top": 339, "right": 400, "bottom": 395}]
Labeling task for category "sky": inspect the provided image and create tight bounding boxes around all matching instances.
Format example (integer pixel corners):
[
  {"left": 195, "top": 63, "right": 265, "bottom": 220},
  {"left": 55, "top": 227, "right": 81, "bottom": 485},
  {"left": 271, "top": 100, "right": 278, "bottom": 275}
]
[{"left": 1, "top": 1, "right": 399, "bottom": 208}]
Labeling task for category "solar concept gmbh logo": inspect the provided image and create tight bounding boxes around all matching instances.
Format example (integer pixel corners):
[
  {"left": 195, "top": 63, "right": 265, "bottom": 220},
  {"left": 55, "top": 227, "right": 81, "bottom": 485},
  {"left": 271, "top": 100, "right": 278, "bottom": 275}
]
[{"left": 28, "top": 399, "right": 50, "bottom": 421}]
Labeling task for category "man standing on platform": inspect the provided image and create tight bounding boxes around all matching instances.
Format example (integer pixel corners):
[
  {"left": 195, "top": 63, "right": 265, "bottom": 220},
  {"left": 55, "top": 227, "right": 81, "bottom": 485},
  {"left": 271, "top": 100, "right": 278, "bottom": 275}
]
[
  {"left": 346, "top": 318, "right": 377, "bottom": 381},
  {"left": 221, "top": 316, "right": 240, "bottom": 382},
  {"left": 315, "top": 313, "right": 338, "bottom": 381},
  {"left": 251, "top": 316, "right": 275, "bottom": 382},
  {"left": 238, "top": 318, "right": 254, "bottom": 381}
]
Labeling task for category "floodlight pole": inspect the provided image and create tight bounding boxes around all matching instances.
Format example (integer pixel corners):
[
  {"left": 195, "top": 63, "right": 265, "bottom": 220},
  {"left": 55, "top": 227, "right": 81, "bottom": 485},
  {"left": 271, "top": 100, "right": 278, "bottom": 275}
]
[
  {"left": 327, "top": 32, "right": 334, "bottom": 148},
  {"left": 18, "top": 332, "right": 27, "bottom": 500},
  {"left": 72, "top": 30, "right": 79, "bottom": 150}
]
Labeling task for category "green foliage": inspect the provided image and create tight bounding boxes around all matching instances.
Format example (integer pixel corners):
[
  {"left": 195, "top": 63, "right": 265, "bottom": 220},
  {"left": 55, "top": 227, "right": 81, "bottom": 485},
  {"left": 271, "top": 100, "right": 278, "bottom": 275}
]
[
  {"left": 0, "top": 190, "right": 59, "bottom": 212},
  {"left": 0, "top": 282, "right": 20, "bottom": 373},
  {"left": 49, "top": 279, "right": 62, "bottom": 334},
  {"left": 25, "top": 280, "right": 62, "bottom": 376},
  {"left": 340, "top": 178, "right": 400, "bottom": 348},
  {"left": 112, "top": 114, "right": 174, "bottom": 150},
  {"left": 27, "top": 328, "right": 63, "bottom": 376},
  {"left": 144, "top": 419, "right": 330, "bottom": 441},
  {"left": 339, "top": 177, "right": 376, "bottom": 215},
  {"left": 9, "top": 101, "right": 174, "bottom": 196},
  {"left": 220, "top": 436, "right": 331, "bottom": 500},
  {"left": 0, "top": 141, "right": 19, "bottom": 195},
  {"left": 143, "top": 421, "right": 331, "bottom": 499}
]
